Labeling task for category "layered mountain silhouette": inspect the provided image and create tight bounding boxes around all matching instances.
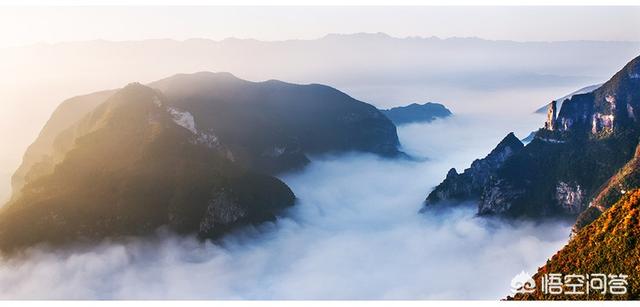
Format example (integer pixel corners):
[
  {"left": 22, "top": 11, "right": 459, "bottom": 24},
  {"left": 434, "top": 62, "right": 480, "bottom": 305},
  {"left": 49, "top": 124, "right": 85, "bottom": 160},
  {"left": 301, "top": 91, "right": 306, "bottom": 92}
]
[
  {"left": 379, "top": 102, "right": 452, "bottom": 125},
  {"left": 425, "top": 55, "right": 640, "bottom": 219},
  {"left": 1, "top": 73, "right": 402, "bottom": 252}
]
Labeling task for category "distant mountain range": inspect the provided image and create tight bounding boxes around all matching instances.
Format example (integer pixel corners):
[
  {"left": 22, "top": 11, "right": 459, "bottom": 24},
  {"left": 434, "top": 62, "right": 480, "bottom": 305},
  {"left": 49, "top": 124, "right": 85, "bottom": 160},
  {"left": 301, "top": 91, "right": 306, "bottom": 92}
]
[
  {"left": 0, "top": 73, "right": 401, "bottom": 252},
  {"left": 379, "top": 102, "right": 452, "bottom": 125}
]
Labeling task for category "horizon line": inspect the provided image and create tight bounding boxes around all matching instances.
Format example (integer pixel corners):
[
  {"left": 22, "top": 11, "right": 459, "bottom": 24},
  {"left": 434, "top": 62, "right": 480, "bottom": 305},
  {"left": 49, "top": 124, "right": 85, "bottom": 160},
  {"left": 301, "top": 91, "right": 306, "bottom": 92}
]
[{"left": 4, "top": 32, "right": 640, "bottom": 50}]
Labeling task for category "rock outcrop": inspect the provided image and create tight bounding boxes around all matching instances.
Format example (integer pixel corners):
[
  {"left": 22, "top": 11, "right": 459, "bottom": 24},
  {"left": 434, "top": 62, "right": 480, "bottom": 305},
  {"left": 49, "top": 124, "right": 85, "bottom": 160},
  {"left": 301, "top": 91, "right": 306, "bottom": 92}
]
[
  {"left": 544, "top": 100, "right": 557, "bottom": 131},
  {"left": 534, "top": 83, "right": 602, "bottom": 114}
]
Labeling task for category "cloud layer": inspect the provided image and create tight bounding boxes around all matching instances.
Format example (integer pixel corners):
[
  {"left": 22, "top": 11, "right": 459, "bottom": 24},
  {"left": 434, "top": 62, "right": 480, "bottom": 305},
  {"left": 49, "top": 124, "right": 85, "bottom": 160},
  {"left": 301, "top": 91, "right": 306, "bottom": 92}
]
[{"left": 0, "top": 114, "right": 571, "bottom": 299}]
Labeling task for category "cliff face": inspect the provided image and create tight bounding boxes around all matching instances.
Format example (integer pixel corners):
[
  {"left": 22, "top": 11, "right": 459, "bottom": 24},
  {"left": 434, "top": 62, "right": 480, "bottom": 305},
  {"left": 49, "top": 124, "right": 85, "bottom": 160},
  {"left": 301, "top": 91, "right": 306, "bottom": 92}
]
[
  {"left": 534, "top": 84, "right": 602, "bottom": 114},
  {"left": 424, "top": 55, "right": 640, "bottom": 219},
  {"left": 555, "top": 57, "right": 640, "bottom": 136},
  {"left": 545, "top": 100, "right": 557, "bottom": 131}
]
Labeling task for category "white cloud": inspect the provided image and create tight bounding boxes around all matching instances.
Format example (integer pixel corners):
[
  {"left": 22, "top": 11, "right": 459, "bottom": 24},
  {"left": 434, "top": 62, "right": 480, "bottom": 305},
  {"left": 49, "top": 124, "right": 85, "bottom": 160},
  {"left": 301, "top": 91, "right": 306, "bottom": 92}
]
[{"left": 0, "top": 114, "right": 570, "bottom": 299}]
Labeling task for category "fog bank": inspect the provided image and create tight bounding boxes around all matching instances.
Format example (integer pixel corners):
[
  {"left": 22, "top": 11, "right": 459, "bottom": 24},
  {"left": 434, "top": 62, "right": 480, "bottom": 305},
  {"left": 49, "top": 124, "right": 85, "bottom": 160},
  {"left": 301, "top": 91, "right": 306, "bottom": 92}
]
[{"left": 0, "top": 114, "right": 571, "bottom": 299}]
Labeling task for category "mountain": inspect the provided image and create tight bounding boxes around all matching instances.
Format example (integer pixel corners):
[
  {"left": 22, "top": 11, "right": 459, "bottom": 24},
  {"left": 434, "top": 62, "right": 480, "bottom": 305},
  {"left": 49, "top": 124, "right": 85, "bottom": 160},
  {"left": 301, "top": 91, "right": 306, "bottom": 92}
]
[
  {"left": 379, "top": 102, "right": 452, "bottom": 125},
  {"left": 573, "top": 143, "right": 640, "bottom": 233},
  {"left": 511, "top": 188, "right": 640, "bottom": 300},
  {"left": 149, "top": 72, "right": 402, "bottom": 173},
  {"left": 521, "top": 131, "right": 536, "bottom": 144},
  {"left": 11, "top": 72, "right": 402, "bottom": 199},
  {"left": 424, "top": 55, "right": 640, "bottom": 219},
  {"left": 0, "top": 84, "right": 295, "bottom": 252},
  {"left": 423, "top": 133, "right": 524, "bottom": 208},
  {"left": 10, "top": 89, "right": 118, "bottom": 201},
  {"left": 1, "top": 73, "right": 401, "bottom": 252},
  {"left": 534, "top": 84, "right": 603, "bottom": 114}
]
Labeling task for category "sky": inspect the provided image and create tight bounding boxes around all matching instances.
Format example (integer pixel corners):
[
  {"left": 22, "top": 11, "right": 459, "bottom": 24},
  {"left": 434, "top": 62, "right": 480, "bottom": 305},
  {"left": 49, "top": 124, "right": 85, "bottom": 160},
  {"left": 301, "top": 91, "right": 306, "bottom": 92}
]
[{"left": 0, "top": 6, "right": 639, "bottom": 48}]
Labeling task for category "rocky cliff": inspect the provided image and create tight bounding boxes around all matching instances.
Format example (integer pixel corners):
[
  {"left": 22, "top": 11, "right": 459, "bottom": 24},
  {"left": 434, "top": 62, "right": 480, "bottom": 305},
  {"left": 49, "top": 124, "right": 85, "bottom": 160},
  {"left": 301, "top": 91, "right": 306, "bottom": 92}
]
[
  {"left": 534, "top": 84, "right": 602, "bottom": 114},
  {"left": 424, "top": 55, "right": 640, "bottom": 219}
]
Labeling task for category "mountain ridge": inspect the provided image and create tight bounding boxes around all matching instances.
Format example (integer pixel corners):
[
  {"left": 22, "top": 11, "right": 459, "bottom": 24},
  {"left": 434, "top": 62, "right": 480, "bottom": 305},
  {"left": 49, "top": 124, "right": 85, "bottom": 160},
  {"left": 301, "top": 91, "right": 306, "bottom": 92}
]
[
  {"left": 1, "top": 73, "right": 403, "bottom": 252},
  {"left": 424, "top": 54, "right": 640, "bottom": 220}
]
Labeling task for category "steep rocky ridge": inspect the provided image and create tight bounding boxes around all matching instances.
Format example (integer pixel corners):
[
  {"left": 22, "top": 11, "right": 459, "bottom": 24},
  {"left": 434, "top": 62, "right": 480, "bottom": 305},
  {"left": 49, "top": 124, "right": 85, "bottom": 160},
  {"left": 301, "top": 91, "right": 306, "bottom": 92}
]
[{"left": 424, "top": 55, "right": 640, "bottom": 219}]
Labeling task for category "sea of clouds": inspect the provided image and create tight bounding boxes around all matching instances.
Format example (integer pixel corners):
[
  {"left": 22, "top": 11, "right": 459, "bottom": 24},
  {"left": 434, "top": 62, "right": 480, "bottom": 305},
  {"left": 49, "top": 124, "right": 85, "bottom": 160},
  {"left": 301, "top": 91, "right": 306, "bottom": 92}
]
[{"left": 0, "top": 113, "right": 572, "bottom": 300}]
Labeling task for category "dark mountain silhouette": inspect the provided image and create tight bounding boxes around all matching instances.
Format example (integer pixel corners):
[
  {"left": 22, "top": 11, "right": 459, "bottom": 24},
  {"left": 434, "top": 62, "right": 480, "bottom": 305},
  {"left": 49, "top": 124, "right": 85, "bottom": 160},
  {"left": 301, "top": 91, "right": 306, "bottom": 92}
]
[
  {"left": 380, "top": 102, "right": 452, "bottom": 125},
  {"left": 423, "top": 133, "right": 524, "bottom": 208},
  {"left": 150, "top": 72, "right": 402, "bottom": 173}
]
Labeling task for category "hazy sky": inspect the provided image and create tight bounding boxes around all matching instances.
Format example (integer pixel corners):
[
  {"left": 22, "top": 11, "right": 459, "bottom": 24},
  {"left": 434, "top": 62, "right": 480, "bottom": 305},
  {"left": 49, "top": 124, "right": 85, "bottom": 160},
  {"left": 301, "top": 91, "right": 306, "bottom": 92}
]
[{"left": 0, "top": 6, "right": 639, "bottom": 48}]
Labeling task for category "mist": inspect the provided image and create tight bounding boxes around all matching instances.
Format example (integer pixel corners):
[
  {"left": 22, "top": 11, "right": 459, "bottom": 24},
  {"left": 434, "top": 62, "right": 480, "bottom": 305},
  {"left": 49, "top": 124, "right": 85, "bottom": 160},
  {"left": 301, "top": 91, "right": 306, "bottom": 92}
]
[{"left": 0, "top": 113, "right": 572, "bottom": 300}]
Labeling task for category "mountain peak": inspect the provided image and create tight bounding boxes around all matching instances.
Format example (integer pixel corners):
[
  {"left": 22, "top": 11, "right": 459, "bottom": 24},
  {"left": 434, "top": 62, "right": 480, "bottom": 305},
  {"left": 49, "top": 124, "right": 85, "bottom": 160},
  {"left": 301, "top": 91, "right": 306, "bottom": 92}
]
[
  {"left": 117, "top": 82, "right": 156, "bottom": 96},
  {"left": 492, "top": 132, "right": 524, "bottom": 154},
  {"left": 103, "top": 82, "right": 160, "bottom": 111}
]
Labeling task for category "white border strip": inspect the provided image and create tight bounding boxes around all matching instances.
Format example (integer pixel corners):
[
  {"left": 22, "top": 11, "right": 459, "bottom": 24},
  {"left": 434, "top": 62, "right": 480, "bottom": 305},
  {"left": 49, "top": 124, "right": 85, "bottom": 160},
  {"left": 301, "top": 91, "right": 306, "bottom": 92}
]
[{"left": 0, "top": 0, "right": 639, "bottom": 6}]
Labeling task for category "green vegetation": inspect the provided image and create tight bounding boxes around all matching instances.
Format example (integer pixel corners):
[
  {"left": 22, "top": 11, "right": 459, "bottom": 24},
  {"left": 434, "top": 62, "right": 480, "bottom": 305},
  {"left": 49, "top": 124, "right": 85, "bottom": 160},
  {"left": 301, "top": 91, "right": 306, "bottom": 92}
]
[{"left": 513, "top": 189, "right": 640, "bottom": 300}]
